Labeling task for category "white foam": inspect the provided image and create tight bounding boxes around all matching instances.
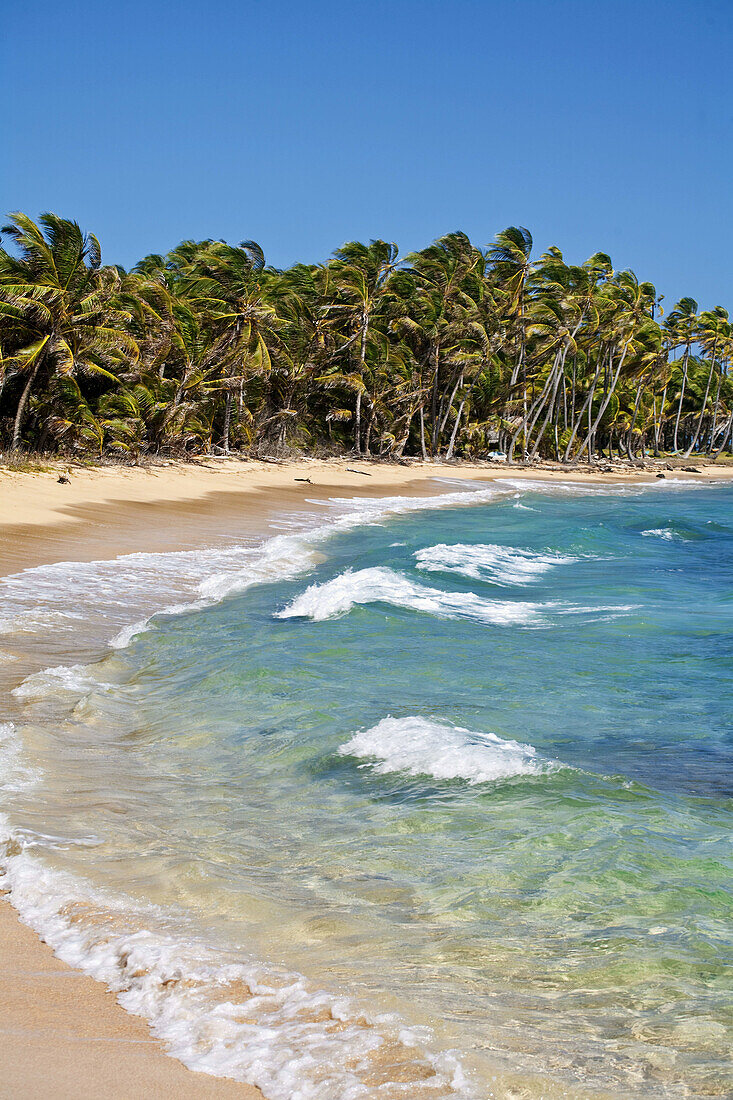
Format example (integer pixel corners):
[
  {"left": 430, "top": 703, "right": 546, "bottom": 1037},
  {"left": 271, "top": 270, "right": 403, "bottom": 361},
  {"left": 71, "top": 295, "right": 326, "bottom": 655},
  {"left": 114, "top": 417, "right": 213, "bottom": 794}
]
[
  {"left": 277, "top": 567, "right": 635, "bottom": 627},
  {"left": 0, "top": 821, "right": 471, "bottom": 1099},
  {"left": 641, "top": 527, "right": 680, "bottom": 541},
  {"left": 0, "top": 609, "right": 85, "bottom": 635},
  {"left": 415, "top": 543, "right": 578, "bottom": 586},
  {"left": 340, "top": 716, "right": 555, "bottom": 785},
  {"left": 0, "top": 723, "right": 41, "bottom": 792},
  {"left": 11, "top": 663, "right": 103, "bottom": 701},
  {"left": 0, "top": 481, "right": 514, "bottom": 1096},
  {"left": 277, "top": 567, "right": 544, "bottom": 626},
  {"left": 0, "top": 483, "right": 507, "bottom": 667}
]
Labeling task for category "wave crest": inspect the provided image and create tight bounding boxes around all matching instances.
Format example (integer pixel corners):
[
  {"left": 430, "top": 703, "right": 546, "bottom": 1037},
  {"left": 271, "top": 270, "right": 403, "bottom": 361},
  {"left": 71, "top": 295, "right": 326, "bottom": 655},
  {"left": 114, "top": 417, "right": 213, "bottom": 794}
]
[
  {"left": 340, "top": 716, "right": 556, "bottom": 785},
  {"left": 414, "top": 542, "right": 577, "bottom": 585},
  {"left": 277, "top": 567, "right": 544, "bottom": 626}
]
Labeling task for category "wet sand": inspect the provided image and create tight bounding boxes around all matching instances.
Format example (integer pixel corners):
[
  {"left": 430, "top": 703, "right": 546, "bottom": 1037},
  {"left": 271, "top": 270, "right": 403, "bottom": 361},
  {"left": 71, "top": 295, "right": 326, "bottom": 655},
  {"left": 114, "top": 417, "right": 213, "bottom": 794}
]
[
  {"left": 1, "top": 454, "right": 732, "bottom": 1098},
  {"left": 0, "top": 904, "right": 259, "bottom": 1099}
]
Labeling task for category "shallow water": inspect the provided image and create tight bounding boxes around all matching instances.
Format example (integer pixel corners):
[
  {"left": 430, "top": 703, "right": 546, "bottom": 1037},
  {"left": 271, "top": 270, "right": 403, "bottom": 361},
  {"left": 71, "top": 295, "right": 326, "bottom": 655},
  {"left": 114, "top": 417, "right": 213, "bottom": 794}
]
[{"left": 1, "top": 479, "right": 732, "bottom": 1098}]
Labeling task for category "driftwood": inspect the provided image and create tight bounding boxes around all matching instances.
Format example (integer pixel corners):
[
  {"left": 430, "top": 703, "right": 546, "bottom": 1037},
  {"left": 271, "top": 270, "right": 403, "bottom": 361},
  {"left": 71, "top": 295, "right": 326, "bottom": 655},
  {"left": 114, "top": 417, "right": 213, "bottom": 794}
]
[
  {"left": 346, "top": 467, "right": 372, "bottom": 476},
  {"left": 294, "top": 477, "right": 311, "bottom": 483}
]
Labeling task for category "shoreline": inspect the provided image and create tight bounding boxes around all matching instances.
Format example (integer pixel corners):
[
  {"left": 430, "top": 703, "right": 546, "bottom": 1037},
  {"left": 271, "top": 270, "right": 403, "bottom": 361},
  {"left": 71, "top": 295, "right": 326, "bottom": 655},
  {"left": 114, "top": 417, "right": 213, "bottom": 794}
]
[
  {"left": 3, "top": 455, "right": 732, "bottom": 574},
  {"left": 2, "top": 456, "right": 733, "bottom": 1098}
]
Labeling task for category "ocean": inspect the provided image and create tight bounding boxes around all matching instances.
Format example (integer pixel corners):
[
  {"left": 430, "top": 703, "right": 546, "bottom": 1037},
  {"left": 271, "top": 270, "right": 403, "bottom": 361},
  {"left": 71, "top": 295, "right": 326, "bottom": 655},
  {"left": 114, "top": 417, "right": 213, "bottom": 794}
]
[{"left": 1, "top": 478, "right": 731, "bottom": 1099}]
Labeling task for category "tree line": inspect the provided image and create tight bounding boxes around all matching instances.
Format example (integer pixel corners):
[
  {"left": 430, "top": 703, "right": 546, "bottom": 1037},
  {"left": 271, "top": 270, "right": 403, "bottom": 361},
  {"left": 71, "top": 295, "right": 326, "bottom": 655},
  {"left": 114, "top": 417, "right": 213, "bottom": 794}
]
[{"left": 1, "top": 212, "right": 731, "bottom": 464}]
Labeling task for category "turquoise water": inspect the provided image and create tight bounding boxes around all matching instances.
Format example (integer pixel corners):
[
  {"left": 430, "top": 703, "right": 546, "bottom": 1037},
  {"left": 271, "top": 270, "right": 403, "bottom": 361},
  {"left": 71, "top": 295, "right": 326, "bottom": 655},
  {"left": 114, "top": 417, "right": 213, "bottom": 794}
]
[{"left": 2, "top": 480, "right": 732, "bottom": 1098}]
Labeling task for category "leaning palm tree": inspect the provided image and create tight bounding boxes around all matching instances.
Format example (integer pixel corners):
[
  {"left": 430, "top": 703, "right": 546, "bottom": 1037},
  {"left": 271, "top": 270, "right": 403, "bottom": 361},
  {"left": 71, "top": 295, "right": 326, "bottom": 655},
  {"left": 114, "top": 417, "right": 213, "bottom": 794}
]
[
  {"left": 399, "top": 232, "right": 486, "bottom": 457},
  {"left": 665, "top": 297, "right": 698, "bottom": 453},
  {"left": 685, "top": 307, "right": 729, "bottom": 457},
  {"left": 0, "top": 212, "right": 138, "bottom": 448},
  {"left": 182, "top": 240, "right": 280, "bottom": 452},
  {"left": 322, "top": 239, "right": 398, "bottom": 454},
  {"left": 487, "top": 226, "right": 533, "bottom": 456}
]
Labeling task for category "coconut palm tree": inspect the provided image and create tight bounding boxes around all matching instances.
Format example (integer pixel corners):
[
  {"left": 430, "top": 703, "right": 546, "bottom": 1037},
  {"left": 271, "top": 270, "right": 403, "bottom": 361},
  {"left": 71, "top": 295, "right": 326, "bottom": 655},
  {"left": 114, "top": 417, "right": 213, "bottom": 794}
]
[
  {"left": 0, "top": 213, "right": 138, "bottom": 448},
  {"left": 322, "top": 239, "right": 398, "bottom": 454},
  {"left": 1, "top": 209, "right": 730, "bottom": 463},
  {"left": 665, "top": 297, "right": 699, "bottom": 453},
  {"left": 183, "top": 240, "right": 280, "bottom": 452},
  {"left": 685, "top": 307, "right": 729, "bottom": 456}
]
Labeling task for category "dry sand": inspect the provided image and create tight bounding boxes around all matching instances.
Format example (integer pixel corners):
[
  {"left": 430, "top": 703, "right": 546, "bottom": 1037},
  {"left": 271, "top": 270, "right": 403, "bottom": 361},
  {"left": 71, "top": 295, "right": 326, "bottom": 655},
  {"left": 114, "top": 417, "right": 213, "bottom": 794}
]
[
  {"left": 2, "top": 454, "right": 731, "bottom": 573},
  {"left": 1, "top": 454, "right": 732, "bottom": 1098}
]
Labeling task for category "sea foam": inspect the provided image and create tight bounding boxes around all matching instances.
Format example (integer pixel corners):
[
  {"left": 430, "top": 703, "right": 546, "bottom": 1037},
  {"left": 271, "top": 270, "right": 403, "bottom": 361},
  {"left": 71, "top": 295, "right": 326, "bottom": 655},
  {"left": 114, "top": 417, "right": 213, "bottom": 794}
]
[
  {"left": 277, "top": 567, "right": 545, "bottom": 626},
  {"left": 0, "top": 820, "right": 470, "bottom": 1099},
  {"left": 340, "top": 716, "right": 555, "bottom": 784},
  {"left": 414, "top": 542, "right": 578, "bottom": 585},
  {"left": 0, "top": 482, "right": 506, "bottom": 663},
  {"left": 641, "top": 526, "right": 689, "bottom": 541},
  {"left": 0, "top": 723, "right": 41, "bottom": 792},
  {"left": 277, "top": 567, "right": 635, "bottom": 627}
]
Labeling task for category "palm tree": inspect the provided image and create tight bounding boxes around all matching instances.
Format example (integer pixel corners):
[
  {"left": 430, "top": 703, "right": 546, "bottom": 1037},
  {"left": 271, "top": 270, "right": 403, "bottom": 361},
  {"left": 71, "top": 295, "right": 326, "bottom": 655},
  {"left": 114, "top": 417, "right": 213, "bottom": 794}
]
[
  {"left": 1, "top": 210, "right": 730, "bottom": 464},
  {"left": 322, "top": 240, "right": 398, "bottom": 454},
  {"left": 183, "top": 240, "right": 280, "bottom": 452},
  {"left": 487, "top": 226, "right": 533, "bottom": 458},
  {"left": 685, "top": 307, "right": 729, "bottom": 457},
  {"left": 398, "top": 232, "right": 486, "bottom": 458},
  {"left": 0, "top": 213, "right": 138, "bottom": 448},
  {"left": 665, "top": 297, "right": 699, "bottom": 453}
]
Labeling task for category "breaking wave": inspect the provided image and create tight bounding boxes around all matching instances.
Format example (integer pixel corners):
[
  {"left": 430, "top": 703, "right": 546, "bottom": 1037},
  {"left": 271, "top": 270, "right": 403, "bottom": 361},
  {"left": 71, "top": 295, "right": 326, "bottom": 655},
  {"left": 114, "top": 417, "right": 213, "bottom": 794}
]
[
  {"left": 0, "top": 482, "right": 516, "bottom": 1098},
  {"left": 277, "top": 567, "right": 545, "bottom": 626},
  {"left": 641, "top": 526, "right": 694, "bottom": 542},
  {"left": 339, "top": 716, "right": 557, "bottom": 785},
  {"left": 414, "top": 542, "right": 578, "bottom": 585},
  {"left": 277, "top": 567, "right": 636, "bottom": 627},
  {"left": 0, "top": 483, "right": 507, "bottom": 661}
]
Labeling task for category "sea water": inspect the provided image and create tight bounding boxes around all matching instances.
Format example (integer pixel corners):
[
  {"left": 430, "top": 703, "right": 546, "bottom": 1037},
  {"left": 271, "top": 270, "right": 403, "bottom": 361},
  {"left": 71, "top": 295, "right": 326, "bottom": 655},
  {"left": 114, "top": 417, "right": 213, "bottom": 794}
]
[{"left": 1, "top": 479, "right": 731, "bottom": 1098}]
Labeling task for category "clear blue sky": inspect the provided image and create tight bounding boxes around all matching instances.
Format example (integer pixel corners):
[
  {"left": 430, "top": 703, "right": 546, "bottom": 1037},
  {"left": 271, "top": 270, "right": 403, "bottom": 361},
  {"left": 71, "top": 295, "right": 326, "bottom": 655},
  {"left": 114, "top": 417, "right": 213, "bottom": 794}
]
[{"left": 3, "top": 0, "right": 731, "bottom": 312}]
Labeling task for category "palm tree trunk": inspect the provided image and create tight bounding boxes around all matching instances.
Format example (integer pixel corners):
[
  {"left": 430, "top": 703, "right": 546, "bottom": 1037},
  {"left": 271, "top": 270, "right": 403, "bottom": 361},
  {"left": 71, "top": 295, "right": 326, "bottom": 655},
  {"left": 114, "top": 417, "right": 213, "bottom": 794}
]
[
  {"left": 673, "top": 345, "right": 690, "bottom": 452},
  {"left": 626, "top": 380, "right": 645, "bottom": 457},
  {"left": 446, "top": 399, "right": 466, "bottom": 460},
  {"left": 354, "top": 389, "right": 362, "bottom": 455},
  {"left": 528, "top": 364, "right": 564, "bottom": 461},
  {"left": 685, "top": 346, "right": 717, "bottom": 457},
  {"left": 222, "top": 391, "right": 233, "bottom": 453},
  {"left": 439, "top": 374, "right": 463, "bottom": 441},
  {"left": 430, "top": 343, "right": 440, "bottom": 457},
  {"left": 708, "top": 377, "right": 722, "bottom": 454},
  {"left": 714, "top": 410, "right": 733, "bottom": 459},
  {"left": 575, "top": 342, "right": 629, "bottom": 463},
  {"left": 394, "top": 408, "right": 415, "bottom": 457},
  {"left": 509, "top": 350, "right": 563, "bottom": 462},
  {"left": 419, "top": 405, "right": 428, "bottom": 459},
  {"left": 12, "top": 360, "right": 42, "bottom": 450},
  {"left": 655, "top": 384, "right": 668, "bottom": 454},
  {"left": 563, "top": 350, "right": 606, "bottom": 462}
]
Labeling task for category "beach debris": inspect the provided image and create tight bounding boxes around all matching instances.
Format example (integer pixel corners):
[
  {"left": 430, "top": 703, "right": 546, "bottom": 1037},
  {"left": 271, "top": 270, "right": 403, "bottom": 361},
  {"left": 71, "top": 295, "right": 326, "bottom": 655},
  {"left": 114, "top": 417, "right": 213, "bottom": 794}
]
[
  {"left": 294, "top": 477, "right": 311, "bottom": 483},
  {"left": 346, "top": 468, "right": 372, "bottom": 476},
  {"left": 57, "top": 475, "right": 70, "bottom": 484}
]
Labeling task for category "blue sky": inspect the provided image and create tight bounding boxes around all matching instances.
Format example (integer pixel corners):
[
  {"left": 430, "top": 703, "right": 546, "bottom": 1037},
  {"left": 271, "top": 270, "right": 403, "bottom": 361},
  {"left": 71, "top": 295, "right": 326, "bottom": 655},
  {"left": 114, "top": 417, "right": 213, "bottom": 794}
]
[{"left": 3, "top": 0, "right": 731, "bottom": 312}]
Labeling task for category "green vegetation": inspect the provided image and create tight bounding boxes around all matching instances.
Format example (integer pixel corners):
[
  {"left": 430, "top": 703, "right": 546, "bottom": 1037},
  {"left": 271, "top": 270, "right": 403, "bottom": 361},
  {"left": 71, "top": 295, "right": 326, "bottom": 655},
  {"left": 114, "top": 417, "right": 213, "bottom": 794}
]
[{"left": 1, "top": 213, "right": 731, "bottom": 463}]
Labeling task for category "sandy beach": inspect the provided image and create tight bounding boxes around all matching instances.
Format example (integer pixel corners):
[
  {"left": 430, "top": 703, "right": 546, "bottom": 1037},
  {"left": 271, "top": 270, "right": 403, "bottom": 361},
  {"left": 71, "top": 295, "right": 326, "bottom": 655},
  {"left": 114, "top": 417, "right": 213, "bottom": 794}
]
[{"left": 2, "top": 454, "right": 732, "bottom": 1098}]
